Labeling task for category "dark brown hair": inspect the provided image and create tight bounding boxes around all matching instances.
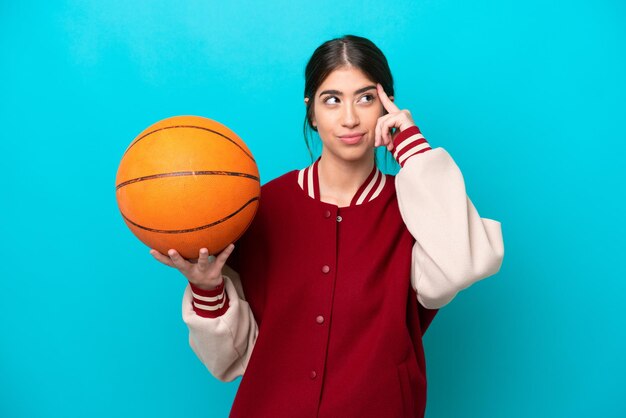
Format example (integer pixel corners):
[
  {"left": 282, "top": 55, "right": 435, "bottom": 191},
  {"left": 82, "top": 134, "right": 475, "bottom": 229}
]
[{"left": 302, "top": 34, "right": 398, "bottom": 171}]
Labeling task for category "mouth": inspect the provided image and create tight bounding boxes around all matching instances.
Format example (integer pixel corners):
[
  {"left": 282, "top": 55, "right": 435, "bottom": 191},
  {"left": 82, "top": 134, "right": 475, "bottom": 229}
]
[{"left": 338, "top": 133, "right": 365, "bottom": 145}]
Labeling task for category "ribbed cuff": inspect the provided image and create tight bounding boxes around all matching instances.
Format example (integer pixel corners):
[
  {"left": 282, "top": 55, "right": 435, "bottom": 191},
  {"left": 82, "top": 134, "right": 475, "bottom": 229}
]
[
  {"left": 189, "top": 277, "right": 230, "bottom": 318},
  {"left": 392, "top": 125, "right": 432, "bottom": 167}
]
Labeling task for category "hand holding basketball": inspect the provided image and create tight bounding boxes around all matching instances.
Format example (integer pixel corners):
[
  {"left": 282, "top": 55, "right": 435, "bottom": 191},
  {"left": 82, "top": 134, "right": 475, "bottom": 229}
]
[{"left": 150, "top": 244, "right": 235, "bottom": 290}]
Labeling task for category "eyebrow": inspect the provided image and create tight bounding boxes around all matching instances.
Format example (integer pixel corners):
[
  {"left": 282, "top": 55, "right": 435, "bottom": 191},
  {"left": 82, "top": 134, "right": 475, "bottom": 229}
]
[{"left": 318, "top": 85, "right": 376, "bottom": 97}]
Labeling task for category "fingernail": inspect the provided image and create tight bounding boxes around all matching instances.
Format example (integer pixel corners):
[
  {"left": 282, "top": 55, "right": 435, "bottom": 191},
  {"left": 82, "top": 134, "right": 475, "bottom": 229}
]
[{"left": 168, "top": 250, "right": 175, "bottom": 256}]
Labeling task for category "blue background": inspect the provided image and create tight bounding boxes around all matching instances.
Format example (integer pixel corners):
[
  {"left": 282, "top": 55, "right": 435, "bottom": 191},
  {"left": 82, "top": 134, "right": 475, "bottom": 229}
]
[{"left": 1, "top": 1, "right": 625, "bottom": 417}]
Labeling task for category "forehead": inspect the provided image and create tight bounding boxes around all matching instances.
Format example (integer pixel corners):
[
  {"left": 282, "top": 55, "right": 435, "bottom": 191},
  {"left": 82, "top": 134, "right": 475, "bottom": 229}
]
[{"left": 317, "top": 67, "right": 374, "bottom": 92}]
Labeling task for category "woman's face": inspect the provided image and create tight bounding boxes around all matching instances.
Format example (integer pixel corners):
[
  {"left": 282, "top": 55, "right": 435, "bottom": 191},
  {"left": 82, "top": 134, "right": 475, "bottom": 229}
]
[{"left": 307, "top": 66, "right": 386, "bottom": 164}]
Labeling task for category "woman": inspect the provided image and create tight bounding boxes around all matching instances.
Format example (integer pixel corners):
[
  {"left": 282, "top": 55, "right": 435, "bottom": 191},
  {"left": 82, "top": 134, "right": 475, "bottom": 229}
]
[{"left": 150, "top": 34, "right": 504, "bottom": 418}]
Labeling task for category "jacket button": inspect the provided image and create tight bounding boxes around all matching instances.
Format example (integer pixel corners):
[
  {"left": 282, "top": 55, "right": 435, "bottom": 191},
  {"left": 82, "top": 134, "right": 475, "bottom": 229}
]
[
  {"left": 324, "top": 210, "right": 331, "bottom": 218},
  {"left": 310, "top": 370, "right": 317, "bottom": 379},
  {"left": 336, "top": 215, "right": 343, "bottom": 222},
  {"left": 316, "top": 315, "right": 324, "bottom": 324},
  {"left": 322, "top": 265, "right": 330, "bottom": 273}
]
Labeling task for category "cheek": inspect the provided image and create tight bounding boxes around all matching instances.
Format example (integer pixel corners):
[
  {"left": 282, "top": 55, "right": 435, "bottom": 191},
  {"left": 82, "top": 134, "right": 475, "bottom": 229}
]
[
  {"left": 314, "top": 112, "right": 335, "bottom": 130},
  {"left": 366, "top": 108, "right": 384, "bottom": 127}
]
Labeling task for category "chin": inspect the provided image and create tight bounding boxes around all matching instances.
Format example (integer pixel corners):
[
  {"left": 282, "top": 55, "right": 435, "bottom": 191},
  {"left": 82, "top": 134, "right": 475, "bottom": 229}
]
[{"left": 334, "top": 147, "right": 374, "bottom": 164}]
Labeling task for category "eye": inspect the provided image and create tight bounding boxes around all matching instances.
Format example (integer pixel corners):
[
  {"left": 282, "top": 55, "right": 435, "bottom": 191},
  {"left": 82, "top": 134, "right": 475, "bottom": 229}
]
[
  {"left": 360, "top": 94, "right": 375, "bottom": 103},
  {"left": 324, "top": 96, "right": 339, "bottom": 104}
]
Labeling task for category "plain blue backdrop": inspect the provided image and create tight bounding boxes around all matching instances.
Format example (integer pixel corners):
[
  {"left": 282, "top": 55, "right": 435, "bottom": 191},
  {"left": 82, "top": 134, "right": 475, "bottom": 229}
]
[{"left": 1, "top": 1, "right": 625, "bottom": 417}]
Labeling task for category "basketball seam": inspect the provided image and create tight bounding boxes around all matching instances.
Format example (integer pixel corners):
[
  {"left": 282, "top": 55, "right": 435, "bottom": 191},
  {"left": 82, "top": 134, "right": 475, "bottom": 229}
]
[
  {"left": 122, "top": 125, "right": 256, "bottom": 163},
  {"left": 115, "top": 171, "right": 260, "bottom": 190},
  {"left": 119, "top": 197, "right": 259, "bottom": 233}
]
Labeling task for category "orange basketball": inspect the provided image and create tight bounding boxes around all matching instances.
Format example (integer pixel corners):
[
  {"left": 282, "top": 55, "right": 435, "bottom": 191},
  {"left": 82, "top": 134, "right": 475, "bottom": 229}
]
[{"left": 115, "top": 115, "right": 260, "bottom": 259}]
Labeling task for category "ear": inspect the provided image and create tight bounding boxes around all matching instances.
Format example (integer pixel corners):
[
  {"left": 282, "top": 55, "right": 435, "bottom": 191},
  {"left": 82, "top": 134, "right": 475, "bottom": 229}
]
[{"left": 305, "top": 97, "right": 316, "bottom": 126}]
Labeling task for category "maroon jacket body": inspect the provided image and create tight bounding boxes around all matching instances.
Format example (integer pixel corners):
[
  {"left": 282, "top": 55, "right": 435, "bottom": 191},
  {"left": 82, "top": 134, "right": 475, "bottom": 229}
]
[
  {"left": 182, "top": 126, "right": 505, "bottom": 417},
  {"left": 227, "top": 165, "right": 438, "bottom": 418}
]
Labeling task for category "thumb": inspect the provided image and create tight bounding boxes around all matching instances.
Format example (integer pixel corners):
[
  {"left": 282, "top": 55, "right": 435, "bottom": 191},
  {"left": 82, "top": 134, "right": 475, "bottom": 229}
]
[{"left": 214, "top": 243, "right": 235, "bottom": 269}]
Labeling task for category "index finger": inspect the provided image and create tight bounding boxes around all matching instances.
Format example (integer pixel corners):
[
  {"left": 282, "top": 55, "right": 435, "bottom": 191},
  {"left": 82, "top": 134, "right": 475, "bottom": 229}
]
[
  {"left": 168, "top": 249, "right": 191, "bottom": 272},
  {"left": 377, "top": 83, "right": 399, "bottom": 113}
]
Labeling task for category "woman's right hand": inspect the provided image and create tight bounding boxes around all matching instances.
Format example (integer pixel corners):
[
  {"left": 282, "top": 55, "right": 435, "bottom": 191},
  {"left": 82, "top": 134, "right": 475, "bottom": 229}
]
[{"left": 149, "top": 244, "right": 235, "bottom": 291}]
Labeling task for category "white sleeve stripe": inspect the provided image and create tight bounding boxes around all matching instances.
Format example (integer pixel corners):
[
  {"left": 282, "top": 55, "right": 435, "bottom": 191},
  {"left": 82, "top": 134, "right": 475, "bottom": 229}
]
[
  {"left": 193, "top": 299, "right": 226, "bottom": 312},
  {"left": 399, "top": 143, "right": 431, "bottom": 166},
  {"left": 393, "top": 133, "right": 425, "bottom": 159},
  {"left": 191, "top": 290, "right": 225, "bottom": 303}
]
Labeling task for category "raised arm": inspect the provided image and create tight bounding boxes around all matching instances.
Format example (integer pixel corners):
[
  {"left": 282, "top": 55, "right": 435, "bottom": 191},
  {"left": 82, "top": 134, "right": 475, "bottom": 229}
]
[
  {"left": 392, "top": 126, "right": 505, "bottom": 309},
  {"left": 374, "top": 83, "right": 504, "bottom": 310}
]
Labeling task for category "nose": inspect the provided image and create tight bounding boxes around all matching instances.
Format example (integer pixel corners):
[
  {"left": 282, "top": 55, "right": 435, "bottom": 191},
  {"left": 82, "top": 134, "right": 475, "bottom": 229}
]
[{"left": 341, "top": 102, "right": 359, "bottom": 128}]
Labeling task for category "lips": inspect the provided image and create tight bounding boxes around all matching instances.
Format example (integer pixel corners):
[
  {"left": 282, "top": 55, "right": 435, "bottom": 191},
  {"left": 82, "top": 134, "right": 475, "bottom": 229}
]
[{"left": 338, "top": 133, "right": 365, "bottom": 145}]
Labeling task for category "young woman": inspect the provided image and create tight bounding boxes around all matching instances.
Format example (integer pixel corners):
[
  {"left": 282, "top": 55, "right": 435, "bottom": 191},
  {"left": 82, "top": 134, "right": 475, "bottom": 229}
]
[{"left": 150, "top": 35, "right": 504, "bottom": 418}]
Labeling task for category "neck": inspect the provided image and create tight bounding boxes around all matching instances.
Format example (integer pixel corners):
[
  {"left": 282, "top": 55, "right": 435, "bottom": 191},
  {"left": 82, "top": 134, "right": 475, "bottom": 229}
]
[{"left": 317, "top": 150, "right": 375, "bottom": 206}]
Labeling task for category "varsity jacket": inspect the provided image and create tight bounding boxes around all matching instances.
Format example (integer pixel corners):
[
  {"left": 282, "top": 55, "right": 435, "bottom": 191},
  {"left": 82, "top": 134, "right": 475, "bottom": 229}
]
[{"left": 181, "top": 125, "right": 505, "bottom": 418}]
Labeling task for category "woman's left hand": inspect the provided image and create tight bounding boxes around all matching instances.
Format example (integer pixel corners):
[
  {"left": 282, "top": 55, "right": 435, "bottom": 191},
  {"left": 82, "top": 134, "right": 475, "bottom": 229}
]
[{"left": 375, "top": 83, "right": 417, "bottom": 151}]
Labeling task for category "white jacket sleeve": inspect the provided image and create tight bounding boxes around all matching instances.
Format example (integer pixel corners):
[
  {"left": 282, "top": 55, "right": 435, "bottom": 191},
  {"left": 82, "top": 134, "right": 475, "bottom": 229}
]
[
  {"left": 393, "top": 127, "right": 505, "bottom": 309},
  {"left": 181, "top": 264, "right": 259, "bottom": 382}
]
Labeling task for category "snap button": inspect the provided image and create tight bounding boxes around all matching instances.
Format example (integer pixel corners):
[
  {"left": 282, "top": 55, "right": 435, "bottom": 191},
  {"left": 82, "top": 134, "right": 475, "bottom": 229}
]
[
  {"left": 310, "top": 370, "right": 317, "bottom": 379},
  {"left": 324, "top": 210, "right": 331, "bottom": 218},
  {"left": 322, "top": 265, "right": 330, "bottom": 274},
  {"left": 336, "top": 215, "right": 342, "bottom": 222},
  {"left": 316, "top": 315, "right": 325, "bottom": 324}
]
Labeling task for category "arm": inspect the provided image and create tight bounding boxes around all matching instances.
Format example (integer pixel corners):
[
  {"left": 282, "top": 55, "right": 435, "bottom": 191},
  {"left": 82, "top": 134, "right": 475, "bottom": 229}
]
[
  {"left": 182, "top": 263, "right": 259, "bottom": 382},
  {"left": 393, "top": 126, "right": 505, "bottom": 309}
]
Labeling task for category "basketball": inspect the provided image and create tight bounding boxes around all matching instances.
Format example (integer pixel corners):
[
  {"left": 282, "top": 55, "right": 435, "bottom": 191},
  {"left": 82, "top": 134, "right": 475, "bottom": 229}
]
[{"left": 115, "top": 115, "right": 260, "bottom": 259}]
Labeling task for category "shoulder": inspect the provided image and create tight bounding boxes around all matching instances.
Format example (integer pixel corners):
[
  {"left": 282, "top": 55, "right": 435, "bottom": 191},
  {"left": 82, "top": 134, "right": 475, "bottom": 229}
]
[
  {"left": 382, "top": 172, "right": 398, "bottom": 190},
  {"left": 237, "top": 170, "right": 298, "bottom": 242},
  {"left": 256, "top": 170, "right": 301, "bottom": 211},
  {"left": 383, "top": 172, "right": 397, "bottom": 181},
  {"left": 261, "top": 169, "right": 299, "bottom": 194}
]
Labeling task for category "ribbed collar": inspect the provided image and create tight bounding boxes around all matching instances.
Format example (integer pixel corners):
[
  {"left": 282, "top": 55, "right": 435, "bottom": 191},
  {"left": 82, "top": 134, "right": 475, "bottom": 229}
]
[{"left": 296, "top": 157, "right": 387, "bottom": 207}]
